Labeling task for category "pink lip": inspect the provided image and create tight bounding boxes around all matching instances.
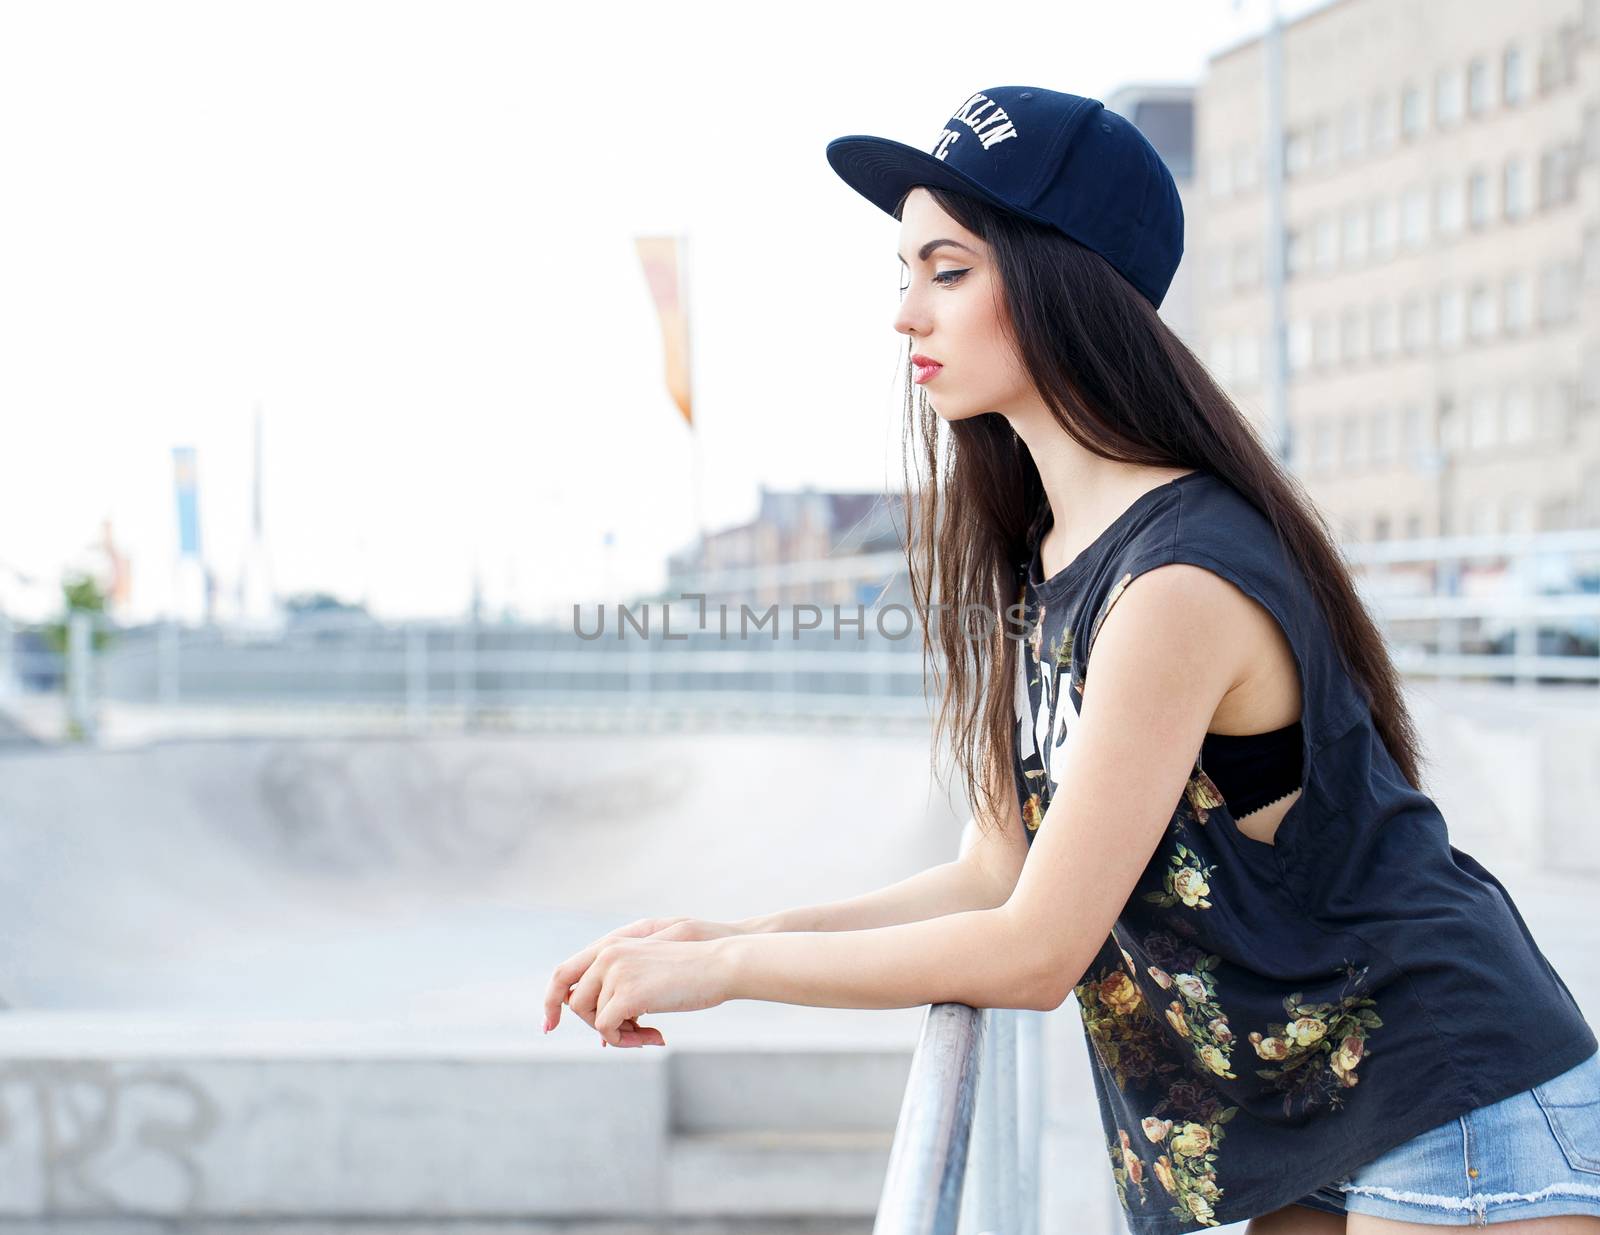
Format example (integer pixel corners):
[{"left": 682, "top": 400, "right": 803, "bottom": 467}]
[{"left": 912, "top": 359, "right": 944, "bottom": 384}]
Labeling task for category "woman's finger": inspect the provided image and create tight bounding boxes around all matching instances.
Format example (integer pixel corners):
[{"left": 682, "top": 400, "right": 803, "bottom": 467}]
[
  {"left": 543, "top": 942, "right": 603, "bottom": 1031},
  {"left": 543, "top": 918, "right": 690, "bottom": 1031}
]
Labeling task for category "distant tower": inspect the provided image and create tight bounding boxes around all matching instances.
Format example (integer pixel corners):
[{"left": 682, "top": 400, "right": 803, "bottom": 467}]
[{"left": 171, "top": 445, "right": 207, "bottom": 625}]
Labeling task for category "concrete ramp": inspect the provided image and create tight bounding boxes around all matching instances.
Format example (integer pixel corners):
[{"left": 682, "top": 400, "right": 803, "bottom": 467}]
[{"left": 0, "top": 730, "right": 969, "bottom": 1028}]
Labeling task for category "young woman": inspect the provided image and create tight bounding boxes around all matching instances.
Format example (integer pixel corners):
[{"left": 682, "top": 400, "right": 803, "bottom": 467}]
[{"left": 544, "top": 87, "right": 1600, "bottom": 1232}]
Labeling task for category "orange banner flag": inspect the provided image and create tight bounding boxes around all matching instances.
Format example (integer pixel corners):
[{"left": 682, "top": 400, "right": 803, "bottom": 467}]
[{"left": 634, "top": 235, "right": 694, "bottom": 428}]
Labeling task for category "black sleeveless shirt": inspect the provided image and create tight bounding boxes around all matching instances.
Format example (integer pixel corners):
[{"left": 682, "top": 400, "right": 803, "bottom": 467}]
[{"left": 1010, "top": 468, "right": 1597, "bottom": 1232}]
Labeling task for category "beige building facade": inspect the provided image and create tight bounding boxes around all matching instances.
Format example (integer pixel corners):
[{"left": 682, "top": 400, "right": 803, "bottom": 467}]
[{"left": 1195, "top": 0, "right": 1600, "bottom": 541}]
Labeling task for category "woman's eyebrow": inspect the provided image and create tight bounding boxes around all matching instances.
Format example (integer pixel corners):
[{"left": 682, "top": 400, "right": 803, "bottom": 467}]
[{"left": 896, "top": 238, "right": 980, "bottom": 265}]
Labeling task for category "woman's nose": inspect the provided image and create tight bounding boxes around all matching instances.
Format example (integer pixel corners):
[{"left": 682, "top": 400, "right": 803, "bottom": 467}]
[{"left": 894, "top": 301, "right": 929, "bottom": 339}]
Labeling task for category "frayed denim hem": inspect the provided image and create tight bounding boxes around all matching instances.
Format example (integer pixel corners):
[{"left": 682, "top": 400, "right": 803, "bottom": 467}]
[{"left": 1342, "top": 1177, "right": 1600, "bottom": 1225}]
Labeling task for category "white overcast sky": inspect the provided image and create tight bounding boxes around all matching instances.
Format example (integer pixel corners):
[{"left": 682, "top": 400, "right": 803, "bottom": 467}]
[{"left": 0, "top": 0, "right": 1330, "bottom": 624}]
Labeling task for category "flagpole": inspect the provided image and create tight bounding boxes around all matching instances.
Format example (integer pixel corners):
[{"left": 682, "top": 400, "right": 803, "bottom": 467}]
[{"left": 682, "top": 230, "right": 706, "bottom": 552}]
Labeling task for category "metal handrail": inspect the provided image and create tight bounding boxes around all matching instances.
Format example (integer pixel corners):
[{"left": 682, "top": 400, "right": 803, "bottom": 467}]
[
  {"left": 873, "top": 1001, "right": 987, "bottom": 1233},
  {"left": 872, "top": 822, "right": 1043, "bottom": 1235}
]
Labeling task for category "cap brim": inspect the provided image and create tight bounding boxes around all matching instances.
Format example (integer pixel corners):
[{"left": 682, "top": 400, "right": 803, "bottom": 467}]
[{"left": 825, "top": 133, "right": 1036, "bottom": 224}]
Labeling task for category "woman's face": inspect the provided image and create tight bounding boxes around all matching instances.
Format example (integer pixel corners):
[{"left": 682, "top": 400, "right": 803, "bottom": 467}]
[{"left": 893, "top": 187, "right": 1031, "bottom": 422}]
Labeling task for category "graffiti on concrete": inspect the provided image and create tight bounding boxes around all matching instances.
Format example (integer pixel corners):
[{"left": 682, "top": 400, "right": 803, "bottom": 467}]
[{"left": 0, "top": 1061, "right": 218, "bottom": 1215}]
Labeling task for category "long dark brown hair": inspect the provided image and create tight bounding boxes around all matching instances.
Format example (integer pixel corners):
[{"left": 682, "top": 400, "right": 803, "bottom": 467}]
[{"left": 892, "top": 184, "right": 1428, "bottom": 842}]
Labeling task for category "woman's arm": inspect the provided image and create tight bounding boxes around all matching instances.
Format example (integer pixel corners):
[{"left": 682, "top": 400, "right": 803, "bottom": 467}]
[
  {"left": 715, "top": 904, "right": 1058, "bottom": 1012},
  {"left": 733, "top": 853, "right": 1013, "bottom": 935},
  {"left": 687, "top": 564, "right": 1250, "bottom": 1025}
]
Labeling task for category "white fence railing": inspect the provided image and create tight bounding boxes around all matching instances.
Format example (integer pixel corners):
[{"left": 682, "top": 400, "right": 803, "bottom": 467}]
[{"left": 3, "top": 528, "right": 1598, "bottom": 741}]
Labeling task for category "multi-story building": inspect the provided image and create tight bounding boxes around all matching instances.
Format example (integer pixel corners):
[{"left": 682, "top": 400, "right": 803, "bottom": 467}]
[
  {"left": 665, "top": 485, "right": 910, "bottom": 613},
  {"left": 1195, "top": 0, "right": 1600, "bottom": 542}
]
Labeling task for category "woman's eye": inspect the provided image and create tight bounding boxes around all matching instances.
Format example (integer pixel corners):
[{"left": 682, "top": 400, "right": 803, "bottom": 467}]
[{"left": 899, "top": 268, "right": 968, "bottom": 296}]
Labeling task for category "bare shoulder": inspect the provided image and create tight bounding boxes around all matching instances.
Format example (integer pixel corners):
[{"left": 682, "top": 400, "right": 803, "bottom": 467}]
[
  {"left": 1096, "top": 561, "right": 1260, "bottom": 653},
  {"left": 1085, "top": 561, "right": 1261, "bottom": 706}
]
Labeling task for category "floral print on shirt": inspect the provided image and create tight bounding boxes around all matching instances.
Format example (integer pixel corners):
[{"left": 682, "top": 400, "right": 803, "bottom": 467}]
[
  {"left": 1015, "top": 559, "right": 1385, "bottom": 1230},
  {"left": 1247, "top": 960, "right": 1383, "bottom": 1118},
  {"left": 1076, "top": 930, "right": 1242, "bottom": 1227},
  {"left": 1144, "top": 843, "right": 1217, "bottom": 910}
]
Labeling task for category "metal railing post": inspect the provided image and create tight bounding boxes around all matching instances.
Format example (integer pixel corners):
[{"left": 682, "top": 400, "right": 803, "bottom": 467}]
[
  {"left": 66, "top": 610, "right": 96, "bottom": 742},
  {"left": 406, "top": 623, "right": 427, "bottom": 732},
  {"left": 158, "top": 618, "right": 181, "bottom": 707},
  {"left": 0, "top": 612, "right": 14, "bottom": 700}
]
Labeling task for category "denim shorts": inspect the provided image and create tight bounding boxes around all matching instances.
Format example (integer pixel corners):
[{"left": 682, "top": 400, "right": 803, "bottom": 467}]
[{"left": 1292, "top": 1046, "right": 1600, "bottom": 1225}]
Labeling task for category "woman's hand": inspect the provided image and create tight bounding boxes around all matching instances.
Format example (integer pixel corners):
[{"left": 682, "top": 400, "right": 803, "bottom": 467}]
[
  {"left": 560, "top": 935, "right": 733, "bottom": 1047},
  {"left": 542, "top": 916, "right": 748, "bottom": 1046}
]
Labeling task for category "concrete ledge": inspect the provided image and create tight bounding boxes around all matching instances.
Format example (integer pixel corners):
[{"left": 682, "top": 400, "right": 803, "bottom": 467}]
[{"left": 0, "top": 1018, "right": 908, "bottom": 1225}]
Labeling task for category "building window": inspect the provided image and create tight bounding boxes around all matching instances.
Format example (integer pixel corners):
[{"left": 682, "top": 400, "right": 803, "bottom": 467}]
[
  {"left": 1503, "top": 156, "right": 1528, "bottom": 218},
  {"left": 1401, "top": 186, "right": 1430, "bottom": 247},
  {"left": 1538, "top": 26, "right": 1580, "bottom": 94},
  {"left": 1286, "top": 227, "right": 1307, "bottom": 277},
  {"left": 1538, "top": 259, "right": 1580, "bottom": 326},
  {"left": 1341, "top": 205, "right": 1368, "bottom": 264},
  {"left": 1340, "top": 309, "right": 1365, "bottom": 364},
  {"left": 1400, "top": 82, "right": 1427, "bottom": 137},
  {"left": 1467, "top": 390, "right": 1498, "bottom": 449},
  {"left": 1401, "top": 295, "right": 1429, "bottom": 352},
  {"left": 1373, "top": 513, "right": 1392, "bottom": 541},
  {"left": 1468, "top": 283, "right": 1497, "bottom": 341},
  {"left": 1369, "top": 302, "right": 1396, "bottom": 358},
  {"left": 1436, "top": 287, "right": 1463, "bottom": 348},
  {"left": 1370, "top": 407, "right": 1394, "bottom": 464},
  {"left": 1209, "top": 151, "right": 1234, "bottom": 198},
  {"left": 1404, "top": 510, "right": 1423, "bottom": 538},
  {"left": 1312, "top": 117, "right": 1333, "bottom": 166},
  {"left": 1435, "top": 67, "right": 1464, "bottom": 126},
  {"left": 1313, "top": 315, "right": 1337, "bottom": 368},
  {"left": 1435, "top": 177, "right": 1465, "bottom": 236},
  {"left": 1502, "top": 272, "right": 1530, "bottom": 333},
  {"left": 1369, "top": 93, "right": 1395, "bottom": 149},
  {"left": 1369, "top": 196, "right": 1395, "bottom": 258},
  {"left": 1467, "top": 57, "right": 1492, "bottom": 115},
  {"left": 1313, "top": 215, "right": 1337, "bottom": 272},
  {"left": 1401, "top": 404, "right": 1424, "bottom": 458},
  {"left": 1539, "top": 143, "right": 1578, "bottom": 208},
  {"left": 1286, "top": 129, "right": 1311, "bottom": 177},
  {"left": 1504, "top": 43, "right": 1526, "bottom": 105},
  {"left": 1288, "top": 319, "right": 1312, "bottom": 374},
  {"left": 1539, "top": 379, "right": 1578, "bottom": 442},
  {"left": 1235, "top": 332, "right": 1262, "bottom": 387},
  {"left": 1437, "top": 394, "right": 1460, "bottom": 453},
  {"left": 1210, "top": 252, "right": 1231, "bottom": 294},
  {"left": 1313, "top": 420, "right": 1337, "bottom": 471},
  {"left": 1467, "top": 169, "right": 1492, "bottom": 227},
  {"left": 1341, "top": 413, "right": 1364, "bottom": 468},
  {"left": 1209, "top": 335, "right": 1235, "bottom": 382},
  {"left": 1233, "top": 143, "right": 1259, "bottom": 192},
  {"left": 1503, "top": 387, "right": 1533, "bottom": 442},
  {"left": 1232, "top": 240, "right": 1260, "bottom": 289},
  {"left": 1339, "top": 102, "right": 1363, "bottom": 159}
]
